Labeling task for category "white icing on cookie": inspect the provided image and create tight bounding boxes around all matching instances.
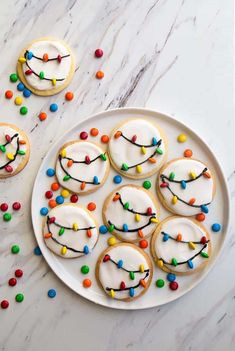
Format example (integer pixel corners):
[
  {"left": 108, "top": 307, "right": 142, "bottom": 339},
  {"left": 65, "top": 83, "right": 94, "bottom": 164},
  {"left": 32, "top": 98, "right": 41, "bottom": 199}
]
[
  {"left": 153, "top": 217, "right": 210, "bottom": 273},
  {"left": 43, "top": 204, "right": 98, "bottom": 258},
  {"left": 0, "top": 125, "right": 28, "bottom": 176},
  {"left": 108, "top": 119, "right": 166, "bottom": 178},
  {"left": 103, "top": 185, "right": 159, "bottom": 242},
  {"left": 20, "top": 39, "right": 73, "bottom": 91},
  {"left": 55, "top": 141, "right": 109, "bottom": 194},
  {"left": 158, "top": 158, "right": 214, "bottom": 216},
  {"left": 98, "top": 244, "right": 152, "bottom": 300}
]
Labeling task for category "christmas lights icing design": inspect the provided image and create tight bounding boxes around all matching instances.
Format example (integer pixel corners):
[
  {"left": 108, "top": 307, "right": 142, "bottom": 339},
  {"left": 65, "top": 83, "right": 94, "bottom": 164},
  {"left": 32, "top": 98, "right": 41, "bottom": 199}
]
[
  {"left": 113, "top": 192, "right": 156, "bottom": 217},
  {"left": 102, "top": 254, "right": 149, "bottom": 296},
  {"left": 0, "top": 133, "right": 26, "bottom": 172},
  {"left": 44, "top": 216, "right": 95, "bottom": 255},
  {"left": 160, "top": 167, "right": 211, "bottom": 212},
  {"left": 107, "top": 216, "right": 157, "bottom": 233}
]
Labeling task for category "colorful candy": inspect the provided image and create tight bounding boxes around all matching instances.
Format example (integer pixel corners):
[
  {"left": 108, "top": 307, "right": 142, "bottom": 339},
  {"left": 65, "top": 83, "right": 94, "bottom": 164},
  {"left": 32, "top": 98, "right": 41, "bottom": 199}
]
[
  {"left": 0, "top": 203, "right": 8, "bottom": 212},
  {"left": 39, "top": 112, "right": 47, "bottom": 121},
  {"left": 15, "top": 269, "right": 23, "bottom": 278},
  {"left": 17, "top": 82, "right": 25, "bottom": 91},
  {"left": 10, "top": 73, "right": 18, "bottom": 82},
  {"left": 20, "top": 106, "right": 28, "bottom": 115},
  {"left": 156, "top": 279, "right": 165, "bottom": 288},
  {"left": 70, "top": 194, "right": 78, "bottom": 203},
  {"left": 94, "top": 49, "right": 103, "bottom": 58},
  {"left": 113, "top": 175, "right": 122, "bottom": 184},
  {"left": 46, "top": 168, "right": 55, "bottom": 177},
  {"left": 40, "top": 207, "right": 48, "bottom": 216},
  {"left": 90, "top": 128, "right": 99, "bottom": 136},
  {"left": 184, "top": 149, "right": 193, "bottom": 157},
  {"left": 3, "top": 213, "right": 11, "bottom": 221},
  {"left": 212, "top": 223, "right": 221, "bottom": 232},
  {"left": 143, "top": 180, "right": 151, "bottom": 189},
  {"left": 8, "top": 278, "right": 17, "bottom": 286},
  {"left": 83, "top": 278, "right": 92, "bottom": 288},
  {"left": 107, "top": 236, "right": 116, "bottom": 246},
  {"left": 23, "top": 89, "right": 31, "bottom": 98},
  {"left": 169, "top": 281, "right": 179, "bottom": 290},
  {"left": 166, "top": 273, "right": 176, "bottom": 282},
  {"left": 5, "top": 90, "right": 13, "bottom": 99},
  {"left": 48, "top": 289, "right": 57, "bottom": 298},
  {"left": 195, "top": 213, "right": 205, "bottom": 222},
  {"left": 101, "top": 135, "right": 109, "bottom": 143},
  {"left": 12, "top": 202, "right": 21, "bottom": 210},
  {"left": 11, "top": 245, "right": 20, "bottom": 254},
  {"left": 56, "top": 195, "right": 64, "bottom": 204},
  {"left": 65, "top": 91, "right": 74, "bottom": 101},
  {"left": 177, "top": 133, "right": 187, "bottom": 143},
  {"left": 51, "top": 182, "right": 60, "bottom": 191},
  {"left": 139, "top": 239, "right": 148, "bottom": 249},
  {"left": 80, "top": 131, "right": 88, "bottom": 140},
  {"left": 1, "top": 300, "right": 9, "bottom": 309},
  {"left": 14, "top": 96, "right": 23, "bottom": 105},
  {"left": 96, "top": 71, "right": 104, "bottom": 79},
  {"left": 87, "top": 202, "right": 96, "bottom": 211},
  {"left": 99, "top": 225, "right": 108, "bottom": 234},
  {"left": 50, "top": 103, "right": 58, "bottom": 112},
  {"left": 34, "top": 246, "right": 42, "bottom": 256}
]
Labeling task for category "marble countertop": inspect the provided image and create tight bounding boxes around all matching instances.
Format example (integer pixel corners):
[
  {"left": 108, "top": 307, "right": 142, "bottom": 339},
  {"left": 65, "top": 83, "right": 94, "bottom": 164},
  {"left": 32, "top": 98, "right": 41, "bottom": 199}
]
[{"left": 0, "top": 0, "right": 234, "bottom": 350}]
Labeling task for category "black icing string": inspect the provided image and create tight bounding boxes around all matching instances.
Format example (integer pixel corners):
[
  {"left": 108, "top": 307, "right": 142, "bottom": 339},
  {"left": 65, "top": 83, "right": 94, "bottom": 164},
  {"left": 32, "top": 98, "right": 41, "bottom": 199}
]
[
  {"left": 161, "top": 168, "right": 208, "bottom": 184},
  {"left": 25, "top": 50, "right": 70, "bottom": 62},
  {"left": 106, "top": 256, "right": 150, "bottom": 274},
  {"left": 120, "top": 132, "right": 160, "bottom": 148},
  {"left": 47, "top": 216, "right": 95, "bottom": 231},
  {"left": 116, "top": 192, "right": 156, "bottom": 216},
  {"left": 160, "top": 244, "right": 208, "bottom": 266},
  {"left": 25, "top": 61, "right": 65, "bottom": 82},
  {"left": 107, "top": 216, "right": 156, "bottom": 233},
  {"left": 0, "top": 136, "right": 21, "bottom": 170},
  {"left": 106, "top": 272, "right": 149, "bottom": 292},
  {"left": 62, "top": 153, "right": 106, "bottom": 165},
  {"left": 127, "top": 140, "right": 162, "bottom": 170},
  {"left": 161, "top": 231, "right": 210, "bottom": 244}
]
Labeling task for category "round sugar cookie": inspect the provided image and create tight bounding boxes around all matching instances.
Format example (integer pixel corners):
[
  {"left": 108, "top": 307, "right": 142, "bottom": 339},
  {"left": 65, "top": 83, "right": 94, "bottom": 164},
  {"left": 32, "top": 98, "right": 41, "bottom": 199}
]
[
  {"left": 17, "top": 37, "right": 75, "bottom": 96},
  {"left": 151, "top": 216, "right": 211, "bottom": 275},
  {"left": 157, "top": 158, "right": 215, "bottom": 216},
  {"left": 55, "top": 141, "right": 110, "bottom": 195},
  {"left": 0, "top": 123, "right": 30, "bottom": 178},
  {"left": 96, "top": 243, "right": 153, "bottom": 301},
  {"left": 108, "top": 119, "right": 167, "bottom": 179},
  {"left": 43, "top": 203, "right": 99, "bottom": 258},
  {"left": 102, "top": 185, "right": 160, "bottom": 243}
]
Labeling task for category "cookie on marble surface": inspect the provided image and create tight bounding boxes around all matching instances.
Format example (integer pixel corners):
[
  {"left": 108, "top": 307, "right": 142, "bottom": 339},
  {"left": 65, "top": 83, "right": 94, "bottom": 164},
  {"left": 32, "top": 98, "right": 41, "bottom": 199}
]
[
  {"left": 102, "top": 184, "right": 159, "bottom": 243},
  {"left": 157, "top": 158, "right": 215, "bottom": 216},
  {"left": 43, "top": 203, "right": 99, "bottom": 258},
  {"left": 96, "top": 243, "right": 153, "bottom": 301},
  {"left": 55, "top": 141, "right": 110, "bottom": 195},
  {"left": 0, "top": 123, "right": 30, "bottom": 178},
  {"left": 151, "top": 216, "right": 211, "bottom": 275},
  {"left": 108, "top": 119, "right": 167, "bottom": 179},
  {"left": 17, "top": 37, "right": 75, "bottom": 96}
]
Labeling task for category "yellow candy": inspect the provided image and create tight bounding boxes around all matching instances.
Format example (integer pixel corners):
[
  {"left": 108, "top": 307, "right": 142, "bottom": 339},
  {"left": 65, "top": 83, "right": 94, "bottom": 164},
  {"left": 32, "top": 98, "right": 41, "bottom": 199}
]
[
  {"left": 177, "top": 133, "right": 187, "bottom": 143},
  {"left": 61, "top": 189, "right": 70, "bottom": 198},
  {"left": 189, "top": 171, "right": 196, "bottom": 179},
  {"left": 136, "top": 165, "right": 142, "bottom": 173},
  {"left": 141, "top": 146, "right": 146, "bottom": 155},
  {"left": 110, "top": 289, "right": 115, "bottom": 298},
  {"left": 188, "top": 241, "right": 196, "bottom": 250},
  {"left": 73, "top": 223, "right": 78, "bottom": 231},
  {"left": 14, "top": 96, "right": 23, "bottom": 106},
  {"left": 60, "top": 148, "right": 66, "bottom": 158},
  {"left": 107, "top": 236, "right": 116, "bottom": 246},
  {"left": 61, "top": 246, "right": 67, "bottom": 255},
  {"left": 52, "top": 78, "right": 56, "bottom": 86},
  {"left": 18, "top": 57, "right": 26, "bottom": 64},
  {"left": 172, "top": 195, "right": 178, "bottom": 204},
  {"left": 157, "top": 259, "right": 164, "bottom": 268},
  {"left": 135, "top": 213, "right": 140, "bottom": 222},
  {"left": 150, "top": 217, "right": 159, "bottom": 223},
  {"left": 139, "top": 264, "right": 145, "bottom": 273},
  {"left": 6, "top": 153, "right": 14, "bottom": 160}
]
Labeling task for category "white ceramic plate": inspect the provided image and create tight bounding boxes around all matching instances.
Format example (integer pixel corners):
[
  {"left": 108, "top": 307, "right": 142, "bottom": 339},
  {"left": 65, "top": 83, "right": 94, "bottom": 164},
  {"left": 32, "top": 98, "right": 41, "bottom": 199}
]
[{"left": 31, "top": 108, "right": 230, "bottom": 310}]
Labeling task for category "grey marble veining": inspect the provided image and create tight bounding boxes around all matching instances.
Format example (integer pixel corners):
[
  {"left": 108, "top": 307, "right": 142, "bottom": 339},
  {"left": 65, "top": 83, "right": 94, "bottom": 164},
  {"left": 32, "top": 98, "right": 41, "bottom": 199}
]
[{"left": 0, "top": 0, "right": 234, "bottom": 350}]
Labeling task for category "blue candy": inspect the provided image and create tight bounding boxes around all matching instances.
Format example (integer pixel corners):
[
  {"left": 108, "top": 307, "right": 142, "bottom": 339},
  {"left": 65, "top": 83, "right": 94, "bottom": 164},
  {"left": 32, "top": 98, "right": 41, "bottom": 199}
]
[
  {"left": 123, "top": 223, "right": 128, "bottom": 232},
  {"left": 27, "top": 51, "right": 33, "bottom": 60},
  {"left": 113, "top": 175, "right": 122, "bottom": 184},
  {"left": 40, "top": 207, "right": 48, "bottom": 216},
  {"left": 99, "top": 225, "right": 108, "bottom": 234},
  {"left": 50, "top": 103, "right": 58, "bottom": 112},
  {"left": 201, "top": 205, "right": 209, "bottom": 214},
  {"left": 48, "top": 289, "right": 57, "bottom": 298},
  {"left": 23, "top": 88, "right": 31, "bottom": 98},
  {"left": 83, "top": 245, "right": 89, "bottom": 255},
  {"left": 211, "top": 223, "right": 221, "bottom": 232},
  {"left": 152, "top": 137, "right": 158, "bottom": 146},
  {"left": 117, "top": 260, "right": 123, "bottom": 268},
  {"left": 56, "top": 195, "right": 64, "bottom": 204},
  {"left": 181, "top": 180, "right": 186, "bottom": 189},
  {"left": 163, "top": 233, "right": 169, "bottom": 242},
  {"left": 34, "top": 246, "right": 42, "bottom": 256},
  {"left": 93, "top": 176, "right": 99, "bottom": 184},
  {"left": 187, "top": 260, "right": 194, "bottom": 269},
  {"left": 17, "top": 82, "right": 25, "bottom": 91},
  {"left": 129, "top": 287, "right": 135, "bottom": 297},
  {"left": 166, "top": 273, "right": 176, "bottom": 282},
  {"left": 46, "top": 168, "right": 55, "bottom": 177}
]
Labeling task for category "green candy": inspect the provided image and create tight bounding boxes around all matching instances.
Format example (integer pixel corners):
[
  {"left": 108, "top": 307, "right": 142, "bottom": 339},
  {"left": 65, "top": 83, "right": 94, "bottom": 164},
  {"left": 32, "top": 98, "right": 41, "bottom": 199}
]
[
  {"left": 63, "top": 175, "right": 71, "bottom": 181},
  {"left": 143, "top": 180, "right": 151, "bottom": 189},
  {"left": 156, "top": 279, "right": 165, "bottom": 288},
  {"left": 201, "top": 252, "right": 209, "bottom": 258},
  {"left": 124, "top": 202, "right": 129, "bottom": 210},
  {"left": 156, "top": 148, "right": 163, "bottom": 155},
  {"left": 169, "top": 172, "right": 175, "bottom": 181},
  {"left": 11, "top": 245, "right": 20, "bottom": 254},
  {"left": 20, "top": 106, "right": 28, "bottom": 115},
  {"left": 81, "top": 265, "right": 89, "bottom": 274},
  {"left": 100, "top": 154, "right": 107, "bottom": 161},
  {"left": 59, "top": 227, "right": 65, "bottom": 236},
  {"left": 171, "top": 258, "right": 178, "bottom": 266},
  {"left": 39, "top": 71, "right": 44, "bottom": 79},
  {"left": 18, "top": 150, "right": 26, "bottom": 155},
  {"left": 108, "top": 224, "right": 114, "bottom": 233},
  {"left": 130, "top": 271, "right": 135, "bottom": 280},
  {"left": 3, "top": 213, "right": 11, "bottom": 222},
  {"left": 121, "top": 163, "right": 129, "bottom": 171},
  {"left": 10, "top": 73, "right": 18, "bottom": 83},
  {"left": 15, "top": 293, "right": 24, "bottom": 303},
  {"left": 0, "top": 145, "right": 6, "bottom": 153}
]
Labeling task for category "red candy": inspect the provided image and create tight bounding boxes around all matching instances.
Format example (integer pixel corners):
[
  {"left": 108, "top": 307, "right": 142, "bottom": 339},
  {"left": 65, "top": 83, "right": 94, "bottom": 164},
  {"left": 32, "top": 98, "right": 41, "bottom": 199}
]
[
  {"left": 57, "top": 55, "right": 62, "bottom": 63},
  {"left": 49, "top": 216, "right": 56, "bottom": 224},
  {"left": 169, "top": 281, "right": 178, "bottom": 291},
  {"left": 12, "top": 202, "right": 21, "bottom": 211},
  {"left": 1, "top": 300, "right": 9, "bottom": 309},
  {"left": 132, "top": 135, "right": 137, "bottom": 143},
  {"left": 139, "top": 239, "right": 148, "bottom": 249},
  {"left": 5, "top": 165, "right": 13, "bottom": 173},
  {"left": 15, "top": 269, "right": 23, "bottom": 278},
  {"left": 200, "top": 236, "right": 207, "bottom": 244},
  {"left": 0, "top": 203, "right": 8, "bottom": 212},
  {"left": 94, "top": 49, "right": 103, "bottom": 58},
  {"left": 5, "top": 90, "right": 13, "bottom": 99},
  {"left": 8, "top": 278, "right": 17, "bottom": 286},
  {"left": 5, "top": 135, "right": 11, "bottom": 142},
  {"left": 80, "top": 131, "right": 88, "bottom": 140},
  {"left": 160, "top": 182, "right": 169, "bottom": 188},
  {"left": 120, "top": 281, "right": 126, "bottom": 290},
  {"left": 146, "top": 207, "right": 152, "bottom": 215},
  {"left": 103, "top": 254, "right": 110, "bottom": 262},
  {"left": 45, "top": 190, "right": 53, "bottom": 199},
  {"left": 70, "top": 194, "right": 78, "bottom": 203},
  {"left": 85, "top": 156, "right": 91, "bottom": 164}
]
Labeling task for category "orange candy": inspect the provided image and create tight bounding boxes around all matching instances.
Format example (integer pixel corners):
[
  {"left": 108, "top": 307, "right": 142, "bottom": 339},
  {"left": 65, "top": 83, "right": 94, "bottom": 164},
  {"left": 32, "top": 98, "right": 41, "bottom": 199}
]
[
  {"left": 90, "top": 128, "right": 99, "bottom": 137},
  {"left": 67, "top": 159, "right": 73, "bottom": 167},
  {"left": 81, "top": 182, "right": 86, "bottom": 190},
  {"left": 48, "top": 199, "right": 57, "bottom": 208},
  {"left": 39, "top": 112, "right": 47, "bottom": 121},
  {"left": 138, "top": 229, "right": 144, "bottom": 238},
  {"left": 195, "top": 213, "right": 205, "bottom": 222},
  {"left": 148, "top": 158, "right": 156, "bottom": 163},
  {"left": 83, "top": 279, "right": 92, "bottom": 288},
  {"left": 87, "top": 202, "right": 96, "bottom": 211},
  {"left": 96, "top": 70, "right": 104, "bottom": 79},
  {"left": 51, "top": 182, "right": 60, "bottom": 191},
  {"left": 44, "top": 233, "right": 52, "bottom": 239},
  {"left": 65, "top": 91, "right": 74, "bottom": 101},
  {"left": 114, "top": 131, "right": 122, "bottom": 139},
  {"left": 139, "top": 239, "right": 148, "bottom": 249},
  {"left": 188, "top": 198, "right": 196, "bottom": 205},
  {"left": 184, "top": 149, "right": 193, "bottom": 158},
  {"left": 5, "top": 90, "right": 13, "bottom": 99},
  {"left": 101, "top": 135, "right": 109, "bottom": 144},
  {"left": 176, "top": 233, "right": 182, "bottom": 241},
  {"left": 43, "top": 53, "right": 49, "bottom": 62},
  {"left": 113, "top": 194, "right": 120, "bottom": 202}
]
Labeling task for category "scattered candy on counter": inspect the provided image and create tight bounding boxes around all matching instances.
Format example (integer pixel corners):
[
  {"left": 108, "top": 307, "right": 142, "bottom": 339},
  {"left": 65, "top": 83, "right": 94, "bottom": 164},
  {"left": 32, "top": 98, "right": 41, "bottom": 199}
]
[
  {"left": 90, "top": 128, "right": 99, "bottom": 137},
  {"left": 143, "top": 180, "right": 151, "bottom": 190},
  {"left": 48, "top": 289, "right": 57, "bottom": 298},
  {"left": 11, "top": 245, "right": 20, "bottom": 254},
  {"left": 96, "top": 71, "right": 104, "bottom": 79},
  {"left": 0, "top": 203, "right": 8, "bottom": 212},
  {"left": 34, "top": 246, "right": 42, "bottom": 256},
  {"left": 113, "top": 175, "right": 122, "bottom": 184},
  {"left": 212, "top": 223, "right": 221, "bottom": 232},
  {"left": 101, "top": 135, "right": 109, "bottom": 143},
  {"left": 8, "top": 278, "right": 17, "bottom": 287},
  {"left": 14, "top": 96, "right": 23, "bottom": 106},
  {"left": 94, "top": 48, "right": 103, "bottom": 58},
  {"left": 81, "top": 265, "right": 90, "bottom": 274},
  {"left": 87, "top": 202, "right": 96, "bottom": 211},
  {"left": 177, "top": 133, "right": 187, "bottom": 143},
  {"left": 10, "top": 73, "right": 18, "bottom": 83},
  {"left": 15, "top": 269, "right": 23, "bottom": 278},
  {"left": 156, "top": 279, "right": 165, "bottom": 288},
  {"left": 5, "top": 90, "right": 13, "bottom": 99},
  {"left": 39, "top": 112, "right": 47, "bottom": 121},
  {"left": 1, "top": 300, "right": 9, "bottom": 309},
  {"left": 83, "top": 278, "right": 92, "bottom": 288},
  {"left": 80, "top": 131, "right": 88, "bottom": 140},
  {"left": 50, "top": 103, "right": 58, "bottom": 112},
  {"left": 3, "top": 213, "right": 12, "bottom": 221},
  {"left": 107, "top": 236, "right": 116, "bottom": 246},
  {"left": 139, "top": 239, "right": 148, "bottom": 249},
  {"left": 15, "top": 293, "right": 24, "bottom": 303},
  {"left": 65, "top": 91, "right": 74, "bottom": 101},
  {"left": 12, "top": 202, "right": 21, "bottom": 210},
  {"left": 184, "top": 149, "right": 193, "bottom": 157},
  {"left": 99, "top": 225, "right": 108, "bottom": 234}
]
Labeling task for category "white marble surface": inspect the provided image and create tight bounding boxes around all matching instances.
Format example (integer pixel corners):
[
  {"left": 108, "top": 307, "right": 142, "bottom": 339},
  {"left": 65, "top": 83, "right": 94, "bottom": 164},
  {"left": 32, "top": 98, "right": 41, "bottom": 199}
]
[{"left": 0, "top": 0, "right": 234, "bottom": 350}]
